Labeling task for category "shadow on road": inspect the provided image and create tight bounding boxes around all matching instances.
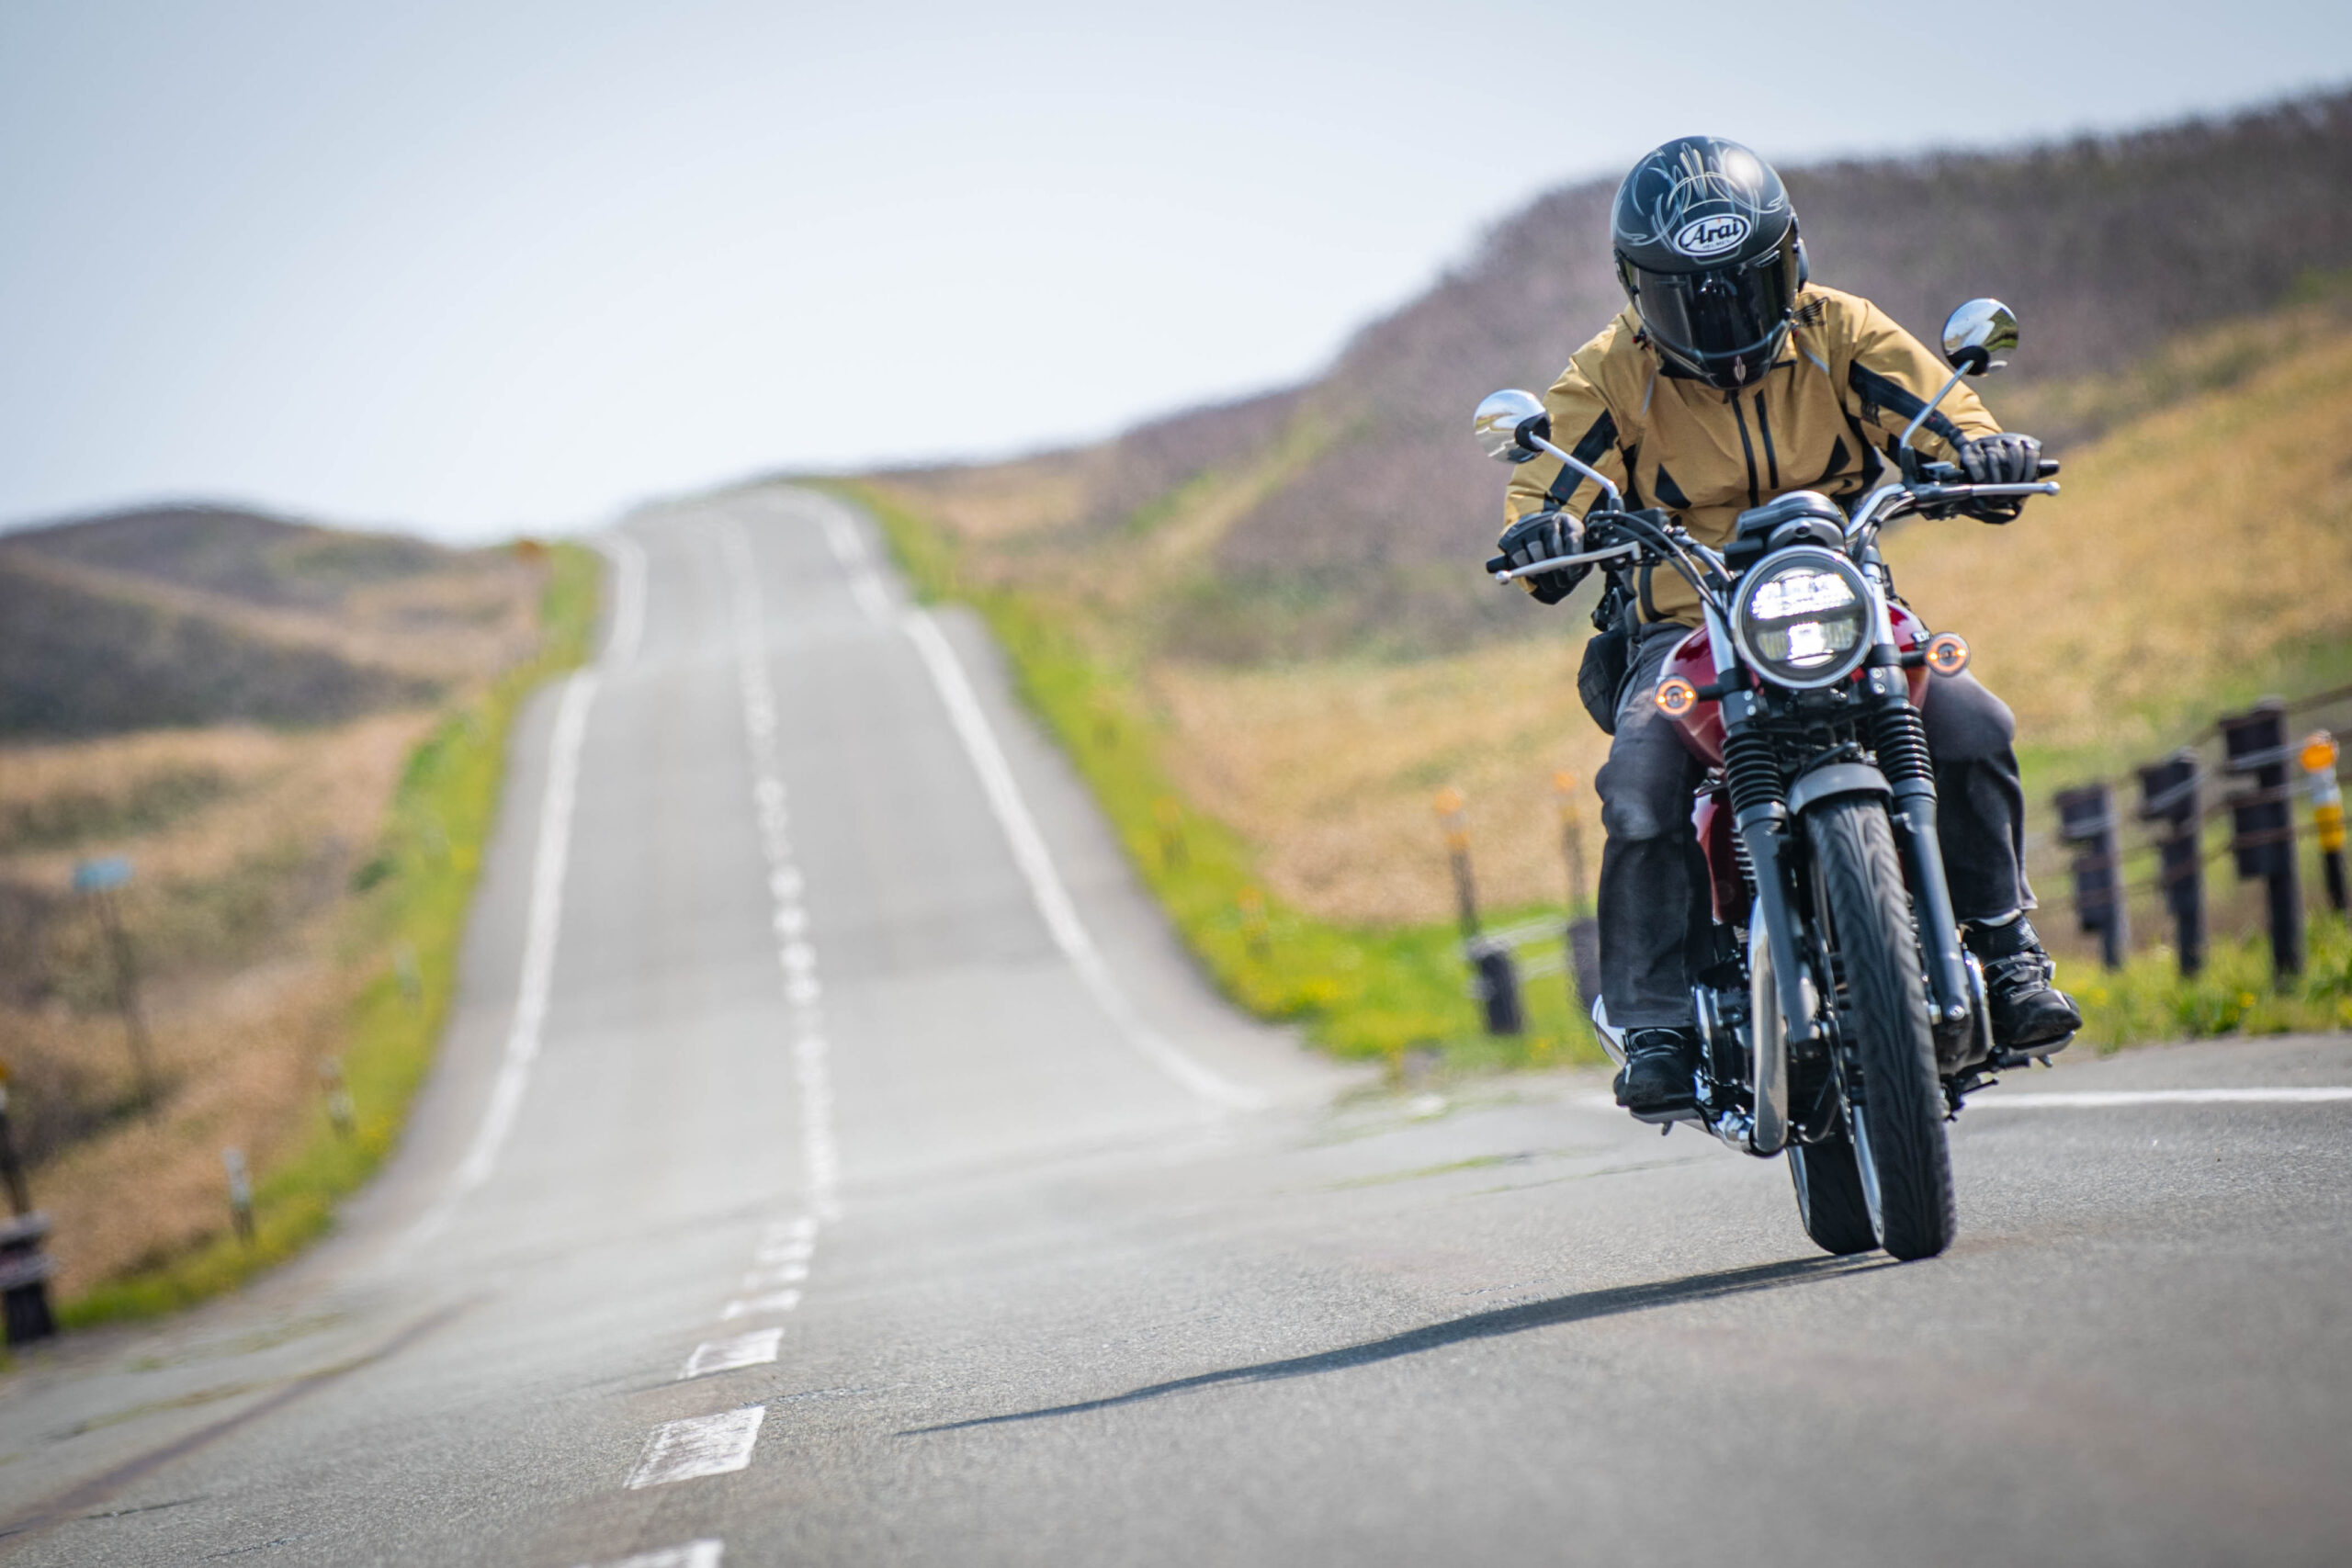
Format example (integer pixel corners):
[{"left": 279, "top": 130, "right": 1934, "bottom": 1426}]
[{"left": 905, "top": 1253, "right": 1891, "bottom": 1436}]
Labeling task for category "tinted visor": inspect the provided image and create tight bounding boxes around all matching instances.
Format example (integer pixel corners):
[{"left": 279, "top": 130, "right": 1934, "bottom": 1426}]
[{"left": 1631, "top": 249, "right": 1796, "bottom": 366}]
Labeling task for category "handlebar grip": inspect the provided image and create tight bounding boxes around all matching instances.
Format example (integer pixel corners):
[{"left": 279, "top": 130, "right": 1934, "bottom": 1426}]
[
  {"left": 1485, "top": 554, "right": 1511, "bottom": 575},
  {"left": 2036, "top": 458, "right": 2061, "bottom": 477}
]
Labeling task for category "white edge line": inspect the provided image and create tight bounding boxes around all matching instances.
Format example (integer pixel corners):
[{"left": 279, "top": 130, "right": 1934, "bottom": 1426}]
[
  {"left": 1973, "top": 1087, "right": 2352, "bottom": 1109},
  {"left": 896, "top": 604, "right": 1265, "bottom": 1111},
  {"left": 401, "top": 666, "right": 600, "bottom": 1247},
  {"left": 573, "top": 1539, "right": 724, "bottom": 1568},
  {"left": 596, "top": 531, "right": 650, "bottom": 670}
]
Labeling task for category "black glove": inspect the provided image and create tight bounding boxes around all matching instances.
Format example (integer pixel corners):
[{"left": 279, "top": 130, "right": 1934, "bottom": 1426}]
[
  {"left": 1954, "top": 433, "right": 2041, "bottom": 523},
  {"left": 1496, "top": 511, "right": 1585, "bottom": 604}
]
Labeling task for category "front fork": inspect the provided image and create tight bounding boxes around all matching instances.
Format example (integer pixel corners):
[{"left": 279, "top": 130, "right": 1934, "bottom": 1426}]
[{"left": 1857, "top": 577, "right": 1973, "bottom": 1041}]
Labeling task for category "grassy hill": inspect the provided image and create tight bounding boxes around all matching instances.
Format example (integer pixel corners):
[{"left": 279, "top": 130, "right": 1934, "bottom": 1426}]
[
  {"left": 872, "top": 88, "right": 2352, "bottom": 660},
  {"left": 834, "top": 91, "right": 2352, "bottom": 1066},
  {"left": 0, "top": 503, "right": 594, "bottom": 1306},
  {"left": 0, "top": 504, "right": 535, "bottom": 737}
]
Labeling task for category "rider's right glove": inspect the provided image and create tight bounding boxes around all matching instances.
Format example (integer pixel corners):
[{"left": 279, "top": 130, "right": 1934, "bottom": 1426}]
[
  {"left": 1954, "top": 433, "right": 2041, "bottom": 523},
  {"left": 1497, "top": 510, "right": 1586, "bottom": 604}
]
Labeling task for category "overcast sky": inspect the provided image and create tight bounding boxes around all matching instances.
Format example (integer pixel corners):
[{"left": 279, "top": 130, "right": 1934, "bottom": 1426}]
[{"left": 4, "top": 1, "right": 2348, "bottom": 540}]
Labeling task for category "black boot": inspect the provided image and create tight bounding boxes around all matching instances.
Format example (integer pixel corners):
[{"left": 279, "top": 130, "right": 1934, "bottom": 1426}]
[
  {"left": 1966, "top": 916, "right": 2081, "bottom": 1055},
  {"left": 1613, "top": 1027, "right": 1700, "bottom": 1113}
]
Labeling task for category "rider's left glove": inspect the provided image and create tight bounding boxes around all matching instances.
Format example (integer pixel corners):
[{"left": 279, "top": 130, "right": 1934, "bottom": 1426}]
[
  {"left": 1498, "top": 511, "right": 1585, "bottom": 604},
  {"left": 1955, "top": 433, "right": 2041, "bottom": 523}
]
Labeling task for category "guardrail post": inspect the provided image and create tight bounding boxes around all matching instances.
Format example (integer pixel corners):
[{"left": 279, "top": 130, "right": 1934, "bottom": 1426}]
[
  {"left": 2135, "top": 749, "right": 2206, "bottom": 976},
  {"left": 2302, "top": 730, "right": 2346, "bottom": 915},
  {"left": 2221, "top": 700, "right": 2303, "bottom": 982},
  {"left": 1553, "top": 772, "right": 1601, "bottom": 1011},
  {"left": 2054, "top": 781, "right": 2128, "bottom": 969},
  {"left": 1435, "top": 788, "right": 1521, "bottom": 1034}
]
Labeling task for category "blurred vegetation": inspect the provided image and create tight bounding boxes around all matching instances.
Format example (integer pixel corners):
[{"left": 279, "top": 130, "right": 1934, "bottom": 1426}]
[
  {"left": 58, "top": 544, "right": 602, "bottom": 1326},
  {"left": 2064, "top": 917, "right": 2352, "bottom": 1052}
]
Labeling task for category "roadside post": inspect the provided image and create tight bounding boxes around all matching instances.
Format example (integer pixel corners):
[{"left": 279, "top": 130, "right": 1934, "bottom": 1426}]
[
  {"left": 1554, "top": 772, "right": 1601, "bottom": 1012},
  {"left": 74, "top": 856, "right": 161, "bottom": 1118},
  {"left": 2136, "top": 749, "right": 2206, "bottom": 976},
  {"left": 0, "top": 1061, "right": 59, "bottom": 1345},
  {"left": 2220, "top": 701, "right": 2303, "bottom": 982},
  {"left": 2054, "top": 782, "right": 2129, "bottom": 969},
  {"left": 2301, "top": 731, "right": 2346, "bottom": 915},
  {"left": 223, "top": 1148, "right": 255, "bottom": 1244},
  {"left": 322, "top": 1056, "right": 357, "bottom": 1139},
  {"left": 1435, "top": 789, "right": 1521, "bottom": 1035}
]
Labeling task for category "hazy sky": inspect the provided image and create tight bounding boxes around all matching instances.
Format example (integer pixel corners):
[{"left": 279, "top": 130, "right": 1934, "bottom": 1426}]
[{"left": 5, "top": 2, "right": 2348, "bottom": 540}]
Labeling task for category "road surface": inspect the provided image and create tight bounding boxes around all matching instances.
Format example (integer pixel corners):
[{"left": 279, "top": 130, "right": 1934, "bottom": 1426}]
[{"left": 3, "top": 488, "right": 2348, "bottom": 1566}]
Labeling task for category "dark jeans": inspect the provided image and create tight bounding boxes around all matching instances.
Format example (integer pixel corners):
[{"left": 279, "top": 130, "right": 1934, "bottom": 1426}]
[{"left": 1595, "top": 621, "right": 2033, "bottom": 1029}]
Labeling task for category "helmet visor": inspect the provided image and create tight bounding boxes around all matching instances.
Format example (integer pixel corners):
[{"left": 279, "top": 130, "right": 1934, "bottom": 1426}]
[{"left": 1630, "top": 251, "right": 1796, "bottom": 367}]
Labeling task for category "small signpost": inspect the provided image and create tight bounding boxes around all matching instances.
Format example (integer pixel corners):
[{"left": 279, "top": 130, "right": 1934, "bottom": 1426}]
[
  {"left": 74, "top": 856, "right": 161, "bottom": 1117},
  {"left": 0, "top": 1061, "right": 58, "bottom": 1345},
  {"left": 2303, "top": 731, "right": 2346, "bottom": 915},
  {"left": 1434, "top": 789, "right": 1522, "bottom": 1036}
]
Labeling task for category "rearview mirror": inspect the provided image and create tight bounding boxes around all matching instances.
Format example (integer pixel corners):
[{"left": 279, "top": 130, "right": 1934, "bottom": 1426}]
[
  {"left": 1474, "top": 389, "right": 1548, "bottom": 464},
  {"left": 1939, "top": 299, "right": 2018, "bottom": 376}
]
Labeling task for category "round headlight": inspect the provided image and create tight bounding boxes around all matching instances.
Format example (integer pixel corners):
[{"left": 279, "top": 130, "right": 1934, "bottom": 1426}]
[{"left": 1731, "top": 547, "right": 1873, "bottom": 689}]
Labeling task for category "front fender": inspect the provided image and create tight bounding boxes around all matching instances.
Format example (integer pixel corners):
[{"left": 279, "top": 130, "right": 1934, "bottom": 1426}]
[{"left": 1786, "top": 761, "right": 1893, "bottom": 820}]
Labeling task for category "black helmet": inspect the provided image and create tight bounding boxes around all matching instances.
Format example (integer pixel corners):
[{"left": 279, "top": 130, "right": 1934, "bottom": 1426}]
[{"left": 1611, "top": 136, "right": 1805, "bottom": 390}]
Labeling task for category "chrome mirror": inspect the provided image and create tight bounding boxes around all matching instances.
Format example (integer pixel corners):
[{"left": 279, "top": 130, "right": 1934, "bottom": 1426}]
[
  {"left": 1473, "top": 389, "right": 1547, "bottom": 464},
  {"left": 1939, "top": 299, "right": 2018, "bottom": 376}
]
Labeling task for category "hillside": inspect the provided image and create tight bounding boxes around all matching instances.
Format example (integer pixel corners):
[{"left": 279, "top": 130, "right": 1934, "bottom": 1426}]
[
  {"left": 0, "top": 504, "right": 540, "bottom": 737},
  {"left": 874, "top": 88, "right": 2352, "bottom": 660},
  {"left": 0, "top": 503, "right": 571, "bottom": 1299}
]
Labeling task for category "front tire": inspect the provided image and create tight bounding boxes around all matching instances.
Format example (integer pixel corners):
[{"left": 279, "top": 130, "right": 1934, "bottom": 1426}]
[
  {"left": 1807, "top": 798, "right": 1955, "bottom": 1261},
  {"left": 1789, "top": 1129, "right": 1876, "bottom": 1256}
]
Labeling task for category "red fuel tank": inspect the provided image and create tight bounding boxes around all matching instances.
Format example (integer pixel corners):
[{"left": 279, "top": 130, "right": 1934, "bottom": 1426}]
[{"left": 1662, "top": 604, "right": 1932, "bottom": 770}]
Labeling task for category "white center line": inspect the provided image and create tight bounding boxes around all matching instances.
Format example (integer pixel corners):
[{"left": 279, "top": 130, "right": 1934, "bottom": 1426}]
[
  {"left": 753, "top": 1239, "right": 813, "bottom": 1267},
  {"left": 720, "top": 1289, "right": 802, "bottom": 1320},
  {"left": 574, "top": 1540, "right": 722, "bottom": 1568},
  {"left": 680, "top": 1328, "right": 784, "bottom": 1381},
  {"left": 627, "top": 1408, "right": 766, "bottom": 1488},
  {"left": 743, "top": 1262, "right": 808, "bottom": 1289}
]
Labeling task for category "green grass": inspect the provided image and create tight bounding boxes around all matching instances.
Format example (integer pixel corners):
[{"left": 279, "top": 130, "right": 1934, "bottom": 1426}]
[
  {"left": 59, "top": 543, "right": 603, "bottom": 1326},
  {"left": 829, "top": 479, "right": 1604, "bottom": 1076},
  {"left": 2064, "top": 914, "right": 2352, "bottom": 1050}
]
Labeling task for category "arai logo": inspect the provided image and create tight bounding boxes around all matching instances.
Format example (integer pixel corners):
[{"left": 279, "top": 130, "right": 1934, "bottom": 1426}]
[{"left": 1673, "top": 213, "right": 1751, "bottom": 257}]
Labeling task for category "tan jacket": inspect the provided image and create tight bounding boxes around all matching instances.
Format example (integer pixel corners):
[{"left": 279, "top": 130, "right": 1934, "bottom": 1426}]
[{"left": 1503, "top": 284, "right": 2002, "bottom": 625}]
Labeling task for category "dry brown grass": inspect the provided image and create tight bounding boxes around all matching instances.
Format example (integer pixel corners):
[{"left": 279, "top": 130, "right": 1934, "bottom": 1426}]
[
  {"left": 0, "top": 713, "right": 438, "bottom": 1295},
  {"left": 991, "top": 310, "right": 2352, "bottom": 929},
  {"left": 0, "top": 525, "right": 544, "bottom": 1296},
  {"left": 1884, "top": 310, "right": 2352, "bottom": 756}
]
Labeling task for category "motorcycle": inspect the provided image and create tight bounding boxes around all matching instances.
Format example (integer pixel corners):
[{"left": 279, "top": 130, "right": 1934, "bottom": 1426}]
[{"left": 1474, "top": 299, "right": 2065, "bottom": 1261}]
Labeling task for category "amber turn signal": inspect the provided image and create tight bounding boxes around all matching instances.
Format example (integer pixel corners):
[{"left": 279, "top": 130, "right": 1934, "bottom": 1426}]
[
  {"left": 1655, "top": 676, "right": 1700, "bottom": 717},
  {"left": 1924, "top": 632, "right": 1970, "bottom": 676}
]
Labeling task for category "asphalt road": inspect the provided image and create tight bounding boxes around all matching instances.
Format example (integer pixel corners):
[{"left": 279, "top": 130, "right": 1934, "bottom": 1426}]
[{"left": 4, "top": 489, "right": 2349, "bottom": 1567}]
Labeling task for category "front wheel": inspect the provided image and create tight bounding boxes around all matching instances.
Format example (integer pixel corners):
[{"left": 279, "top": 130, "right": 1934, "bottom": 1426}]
[
  {"left": 1807, "top": 798, "right": 1955, "bottom": 1260},
  {"left": 1789, "top": 1130, "right": 1876, "bottom": 1256}
]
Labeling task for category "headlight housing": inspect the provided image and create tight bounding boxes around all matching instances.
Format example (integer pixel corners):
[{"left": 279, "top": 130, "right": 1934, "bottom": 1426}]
[{"left": 1730, "top": 547, "right": 1873, "bottom": 689}]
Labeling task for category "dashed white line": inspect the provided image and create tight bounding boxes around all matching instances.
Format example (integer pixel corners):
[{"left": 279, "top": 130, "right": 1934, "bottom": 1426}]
[
  {"left": 575, "top": 1540, "right": 722, "bottom": 1568},
  {"left": 627, "top": 1408, "right": 767, "bottom": 1488},
  {"left": 680, "top": 1328, "right": 784, "bottom": 1381},
  {"left": 721, "top": 1289, "right": 802, "bottom": 1320},
  {"left": 743, "top": 1262, "right": 808, "bottom": 1289}
]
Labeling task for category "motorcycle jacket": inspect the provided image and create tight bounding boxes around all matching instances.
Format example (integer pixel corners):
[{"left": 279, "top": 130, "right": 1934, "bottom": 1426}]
[{"left": 1502, "top": 284, "right": 2003, "bottom": 626}]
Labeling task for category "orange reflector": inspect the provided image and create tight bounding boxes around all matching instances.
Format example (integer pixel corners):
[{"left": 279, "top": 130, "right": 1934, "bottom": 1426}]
[
  {"left": 1655, "top": 676, "right": 1700, "bottom": 717},
  {"left": 1925, "top": 632, "right": 1971, "bottom": 676},
  {"left": 2302, "top": 730, "right": 2340, "bottom": 773}
]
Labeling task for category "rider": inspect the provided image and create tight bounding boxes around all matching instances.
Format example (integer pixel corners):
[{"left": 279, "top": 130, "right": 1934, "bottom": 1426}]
[{"left": 1497, "top": 136, "right": 2081, "bottom": 1115}]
